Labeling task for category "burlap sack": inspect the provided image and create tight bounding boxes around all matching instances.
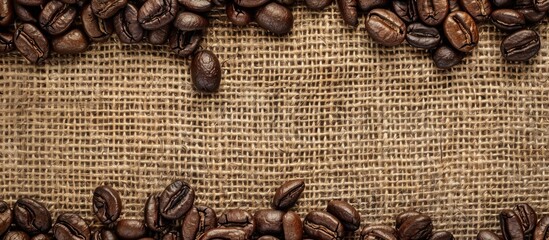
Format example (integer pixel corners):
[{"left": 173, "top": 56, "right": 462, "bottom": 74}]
[{"left": 1, "top": 4, "right": 549, "bottom": 239}]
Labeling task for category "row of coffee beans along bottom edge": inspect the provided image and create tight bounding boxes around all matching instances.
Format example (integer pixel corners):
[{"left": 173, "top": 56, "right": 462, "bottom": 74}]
[{"left": 0, "top": 179, "right": 546, "bottom": 240}]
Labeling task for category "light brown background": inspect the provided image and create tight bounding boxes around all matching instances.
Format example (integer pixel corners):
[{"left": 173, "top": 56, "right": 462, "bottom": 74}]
[{"left": 1, "top": 4, "right": 549, "bottom": 239}]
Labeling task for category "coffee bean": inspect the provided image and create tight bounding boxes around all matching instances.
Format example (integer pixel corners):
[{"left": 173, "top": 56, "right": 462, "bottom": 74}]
[
  {"left": 254, "top": 210, "right": 284, "bottom": 236},
  {"left": 429, "top": 231, "right": 454, "bottom": 240},
  {"left": 16, "top": 0, "right": 42, "bottom": 7},
  {"left": 257, "top": 236, "right": 279, "bottom": 240},
  {"left": 91, "top": 229, "right": 117, "bottom": 240},
  {"left": 234, "top": 0, "right": 270, "bottom": 8},
  {"left": 0, "top": 201, "right": 12, "bottom": 236},
  {"left": 490, "top": 9, "right": 526, "bottom": 32},
  {"left": 477, "top": 230, "right": 502, "bottom": 240},
  {"left": 360, "top": 225, "right": 397, "bottom": 240},
  {"left": 534, "top": 216, "right": 549, "bottom": 240},
  {"left": 282, "top": 211, "right": 302, "bottom": 240},
  {"left": 198, "top": 228, "right": 247, "bottom": 240},
  {"left": 392, "top": 0, "right": 418, "bottom": 22},
  {"left": 114, "top": 3, "right": 144, "bottom": 44},
  {"left": 182, "top": 206, "right": 217, "bottom": 240},
  {"left": 173, "top": 12, "right": 209, "bottom": 31},
  {"left": 91, "top": 0, "right": 128, "bottom": 19},
  {"left": 276, "top": 0, "right": 295, "bottom": 5},
  {"left": 225, "top": 2, "right": 253, "bottom": 26},
  {"left": 31, "top": 234, "right": 54, "bottom": 240},
  {"left": 459, "top": 0, "right": 491, "bottom": 21},
  {"left": 337, "top": 0, "right": 358, "bottom": 26},
  {"left": 535, "top": 0, "right": 549, "bottom": 11},
  {"left": 137, "top": 0, "right": 178, "bottom": 30},
  {"left": 161, "top": 230, "right": 180, "bottom": 240},
  {"left": 395, "top": 211, "right": 422, "bottom": 230},
  {"left": 443, "top": 11, "right": 478, "bottom": 52},
  {"left": 500, "top": 29, "right": 540, "bottom": 61},
  {"left": 432, "top": 44, "right": 464, "bottom": 68},
  {"left": 255, "top": 2, "right": 294, "bottom": 35},
  {"left": 147, "top": 23, "right": 170, "bottom": 45},
  {"left": 178, "top": 0, "right": 215, "bottom": 13},
  {"left": 158, "top": 180, "right": 195, "bottom": 220},
  {"left": 52, "top": 213, "right": 91, "bottom": 240},
  {"left": 449, "top": 0, "right": 460, "bottom": 11},
  {"left": 397, "top": 214, "right": 433, "bottom": 240},
  {"left": 82, "top": 3, "right": 114, "bottom": 42},
  {"left": 305, "top": 0, "right": 333, "bottom": 10},
  {"left": 4, "top": 231, "right": 31, "bottom": 240},
  {"left": 116, "top": 220, "right": 147, "bottom": 240},
  {"left": 14, "top": 3, "right": 40, "bottom": 23},
  {"left": 272, "top": 179, "right": 305, "bottom": 210},
  {"left": 93, "top": 185, "right": 122, "bottom": 225},
  {"left": 169, "top": 29, "right": 203, "bottom": 58},
  {"left": 39, "top": 0, "right": 77, "bottom": 35},
  {"left": 52, "top": 28, "right": 89, "bottom": 54},
  {"left": 492, "top": 0, "right": 513, "bottom": 7},
  {"left": 406, "top": 22, "right": 441, "bottom": 49},
  {"left": 365, "top": 9, "right": 406, "bottom": 47},
  {"left": 0, "top": 31, "right": 14, "bottom": 53},
  {"left": 14, "top": 198, "right": 52, "bottom": 234},
  {"left": 515, "top": 0, "right": 546, "bottom": 22},
  {"left": 304, "top": 211, "right": 344, "bottom": 240},
  {"left": 0, "top": 0, "right": 13, "bottom": 26},
  {"left": 500, "top": 210, "right": 525, "bottom": 240},
  {"left": 144, "top": 193, "right": 169, "bottom": 232},
  {"left": 218, "top": 209, "right": 254, "bottom": 237},
  {"left": 514, "top": 203, "right": 537, "bottom": 235},
  {"left": 357, "top": 0, "right": 387, "bottom": 11},
  {"left": 417, "top": 0, "right": 449, "bottom": 25},
  {"left": 326, "top": 200, "right": 360, "bottom": 232}
]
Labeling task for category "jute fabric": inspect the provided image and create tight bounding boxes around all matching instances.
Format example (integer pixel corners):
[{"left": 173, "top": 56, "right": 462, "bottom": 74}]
[{"left": 1, "top": 4, "right": 549, "bottom": 239}]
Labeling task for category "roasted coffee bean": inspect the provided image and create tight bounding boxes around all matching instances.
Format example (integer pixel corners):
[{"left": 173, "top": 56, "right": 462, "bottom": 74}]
[
  {"left": 432, "top": 44, "right": 464, "bottom": 68},
  {"left": 357, "top": 0, "right": 388, "bottom": 11},
  {"left": 305, "top": 0, "right": 333, "bottom": 10},
  {"left": 52, "top": 213, "right": 91, "bottom": 240},
  {"left": 514, "top": 203, "right": 537, "bottom": 235},
  {"left": 13, "top": 198, "right": 52, "bottom": 234},
  {"left": 337, "top": 0, "right": 358, "bottom": 26},
  {"left": 16, "top": 0, "right": 42, "bottom": 7},
  {"left": 255, "top": 2, "right": 294, "bottom": 35},
  {"left": 360, "top": 225, "right": 398, "bottom": 240},
  {"left": 395, "top": 211, "right": 422, "bottom": 230},
  {"left": 234, "top": 0, "right": 270, "bottom": 8},
  {"left": 218, "top": 209, "right": 254, "bottom": 237},
  {"left": 500, "top": 29, "right": 540, "bottom": 61},
  {"left": 82, "top": 4, "right": 113, "bottom": 42},
  {"left": 326, "top": 200, "right": 360, "bottom": 232},
  {"left": 169, "top": 30, "right": 203, "bottom": 57},
  {"left": 225, "top": 2, "right": 252, "bottom": 26},
  {"left": 147, "top": 23, "right": 170, "bottom": 45},
  {"left": 91, "top": 229, "right": 117, "bottom": 240},
  {"left": 4, "top": 231, "right": 31, "bottom": 240},
  {"left": 459, "top": 0, "right": 491, "bottom": 21},
  {"left": 515, "top": 0, "right": 546, "bottom": 22},
  {"left": 272, "top": 179, "right": 305, "bottom": 210},
  {"left": 477, "top": 230, "right": 502, "bottom": 240},
  {"left": 393, "top": 0, "right": 418, "bottom": 22},
  {"left": 0, "top": 201, "right": 12, "bottom": 236},
  {"left": 443, "top": 11, "right": 478, "bottom": 52},
  {"left": 52, "top": 28, "right": 89, "bottom": 54},
  {"left": 282, "top": 211, "right": 302, "bottom": 240},
  {"left": 406, "top": 22, "right": 441, "bottom": 49},
  {"left": 276, "top": 0, "right": 295, "bottom": 5},
  {"left": 254, "top": 210, "right": 284, "bottom": 236},
  {"left": 116, "top": 220, "right": 147, "bottom": 240},
  {"left": 397, "top": 214, "right": 433, "bottom": 240},
  {"left": 534, "top": 216, "right": 549, "bottom": 240},
  {"left": 490, "top": 9, "right": 526, "bottom": 32},
  {"left": 0, "top": 0, "right": 13, "bottom": 26},
  {"left": 39, "top": 0, "right": 77, "bottom": 35},
  {"left": 114, "top": 3, "right": 144, "bottom": 44},
  {"left": 449, "top": 0, "right": 460, "bottom": 11},
  {"left": 0, "top": 31, "right": 14, "bottom": 53},
  {"left": 178, "top": 0, "right": 215, "bottom": 12},
  {"left": 93, "top": 185, "right": 122, "bottom": 225},
  {"left": 159, "top": 180, "right": 195, "bottom": 220},
  {"left": 535, "top": 0, "right": 549, "bottom": 11},
  {"left": 257, "top": 236, "right": 279, "bottom": 240},
  {"left": 365, "top": 9, "right": 406, "bottom": 47},
  {"left": 173, "top": 12, "right": 209, "bottom": 31},
  {"left": 500, "top": 210, "right": 525, "bottom": 240},
  {"left": 492, "top": 0, "right": 513, "bottom": 7},
  {"left": 182, "top": 206, "right": 217, "bottom": 240},
  {"left": 198, "top": 228, "right": 247, "bottom": 240},
  {"left": 91, "top": 0, "right": 128, "bottom": 19},
  {"left": 14, "top": 3, "right": 40, "bottom": 23},
  {"left": 429, "top": 231, "right": 455, "bottom": 240},
  {"left": 161, "top": 230, "right": 180, "bottom": 240},
  {"left": 137, "top": 0, "right": 178, "bottom": 30},
  {"left": 303, "top": 211, "right": 344, "bottom": 240},
  {"left": 31, "top": 234, "right": 54, "bottom": 240},
  {"left": 144, "top": 193, "right": 169, "bottom": 232},
  {"left": 417, "top": 0, "right": 449, "bottom": 25}
]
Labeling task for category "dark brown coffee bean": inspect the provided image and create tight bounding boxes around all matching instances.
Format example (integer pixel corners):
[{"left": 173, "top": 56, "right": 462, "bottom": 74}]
[
  {"left": 449, "top": 0, "right": 460, "bottom": 11},
  {"left": 255, "top": 2, "right": 294, "bottom": 35},
  {"left": 276, "top": 0, "right": 295, "bottom": 5},
  {"left": 303, "top": 211, "right": 344, "bottom": 240},
  {"left": 514, "top": 203, "right": 537, "bottom": 235},
  {"left": 147, "top": 23, "right": 170, "bottom": 45},
  {"left": 14, "top": 3, "right": 40, "bottom": 23},
  {"left": 0, "top": 201, "right": 12, "bottom": 236},
  {"left": 234, "top": 0, "right": 270, "bottom": 8},
  {"left": 0, "top": 0, "right": 13, "bottom": 26},
  {"left": 159, "top": 180, "right": 195, "bottom": 220},
  {"left": 52, "top": 28, "right": 89, "bottom": 54},
  {"left": 326, "top": 200, "right": 360, "bottom": 232},
  {"left": 406, "top": 22, "right": 441, "bottom": 49},
  {"left": 305, "top": 0, "right": 333, "bottom": 10},
  {"left": 535, "top": 0, "right": 549, "bottom": 11},
  {"left": 31, "top": 234, "right": 54, "bottom": 240},
  {"left": 477, "top": 230, "right": 502, "bottom": 240},
  {"left": 397, "top": 214, "right": 433, "bottom": 240},
  {"left": 534, "top": 216, "right": 549, "bottom": 240},
  {"left": 515, "top": 0, "right": 546, "bottom": 22},
  {"left": 198, "top": 228, "right": 247, "bottom": 240},
  {"left": 93, "top": 185, "right": 122, "bottom": 225},
  {"left": 39, "top": 0, "right": 77, "bottom": 35},
  {"left": 459, "top": 0, "right": 491, "bottom": 21},
  {"left": 500, "top": 210, "right": 525, "bottom": 240},
  {"left": 492, "top": 0, "right": 513, "bottom": 7},
  {"left": 169, "top": 30, "right": 203, "bottom": 58},
  {"left": 443, "top": 11, "right": 478, "bottom": 52},
  {"left": 82, "top": 4, "right": 113, "bottom": 42},
  {"left": 91, "top": 229, "right": 117, "bottom": 240},
  {"left": 254, "top": 210, "right": 284, "bottom": 236},
  {"left": 225, "top": 2, "right": 252, "bottom": 26},
  {"left": 218, "top": 209, "right": 254, "bottom": 237},
  {"left": 91, "top": 0, "right": 128, "bottom": 19},
  {"left": 4, "top": 231, "right": 31, "bottom": 240},
  {"left": 417, "top": 0, "right": 449, "bottom": 25},
  {"left": 337, "top": 0, "right": 358, "bottom": 26},
  {"left": 500, "top": 29, "right": 540, "bottom": 61},
  {"left": 0, "top": 32, "right": 14, "bottom": 53},
  {"left": 357, "top": 0, "right": 388, "bottom": 11},
  {"left": 432, "top": 44, "right": 464, "bottom": 68},
  {"left": 52, "top": 213, "right": 91, "bottom": 240},
  {"left": 360, "top": 225, "right": 398, "bottom": 240},
  {"left": 14, "top": 198, "right": 52, "bottom": 234},
  {"left": 395, "top": 211, "right": 422, "bottom": 230},
  {"left": 365, "top": 9, "right": 406, "bottom": 47},
  {"left": 257, "top": 236, "right": 279, "bottom": 240},
  {"left": 144, "top": 193, "right": 169, "bottom": 232},
  {"left": 161, "top": 230, "right": 180, "bottom": 240},
  {"left": 137, "top": 0, "right": 178, "bottom": 30},
  {"left": 116, "top": 220, "right": 147, "bottom": 240},
  {"left": 393, "top": 0, "right": 418, "bottom": 22},
  {"left": 490, "top": 9, "right": 526, "bottom": 32},
  {"left": 114, "top": 3, "right": 144, "bottom": 44},
  {"left": 16, "top": 0, "right": 42, "bottom": 7},
  {"left": 173, "top": 12, "right": 209, "bottom": 31},
  {"left": 182, "top": 206, "right": 217, "bottom": 240},
  {"left": 178, "top": 0, "right": 215, "bottom": 12},
  {"left": 282, "top": 211, "right": 302, "bottom": 240},
  {"left": 429, "top": 231, "right": 454, "bottom": 240},
  {"left": 272, "top": 179, "right": 305, "bottom": 210}
]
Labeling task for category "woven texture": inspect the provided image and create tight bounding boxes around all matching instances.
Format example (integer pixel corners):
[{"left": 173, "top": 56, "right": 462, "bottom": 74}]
[{"left": 1, "top": 4, "right": 549, "bottom": 239}]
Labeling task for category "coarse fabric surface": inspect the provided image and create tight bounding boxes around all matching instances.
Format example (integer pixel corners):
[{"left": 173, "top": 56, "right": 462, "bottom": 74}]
[{"left": 1, "top": 4, "right": 549, "bottom": 239}]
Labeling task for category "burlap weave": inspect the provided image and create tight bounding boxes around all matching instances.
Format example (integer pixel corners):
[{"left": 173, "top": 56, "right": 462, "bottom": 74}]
[{"left": 1, "top": 3, "right": 549, "bottom": 239}]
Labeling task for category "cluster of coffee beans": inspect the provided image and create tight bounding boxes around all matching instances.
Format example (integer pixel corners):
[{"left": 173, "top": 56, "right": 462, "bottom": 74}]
[{"left": 477, "top": 203, "right": 549, "bottom": 240}]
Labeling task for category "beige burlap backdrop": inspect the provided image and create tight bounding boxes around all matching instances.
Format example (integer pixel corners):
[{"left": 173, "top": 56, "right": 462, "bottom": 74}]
[{"left": 1, "top": 3, "right": 549, "bottom": 239}]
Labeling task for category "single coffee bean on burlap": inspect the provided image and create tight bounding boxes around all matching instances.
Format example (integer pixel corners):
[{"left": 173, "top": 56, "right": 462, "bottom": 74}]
[
  {"left": 254, "top": 210, "right": 284, "bottom": 236},
  {"left": 173, "top": 11, "right": 209, "bottom": 31},
  {"left": 218, "top": 209, "right": 255, "bottom": 237},
  {"left": 169, "top": 30, "right": 203, "bottom": 58},
  {"left": 417, "top": 0, "right": 449, "bottom": 25},
  {"left": 114, "top": 3, "right": 144, "bottom": 44},
  {"left": 534, "top": 216, "right": 549, "bottom": 240},
  {"left": 53, "top": 213, "right": 91, "bottom": 240},
  {"left": 91, "top": 0, "right": 127, "bottom": 19},
  {"left": 397, "top": 214, "right": 433, "bottom": 240},
  {"left": 255, "top": 2, "right": 294, "bottom": 35},
  {"left": 282, "top": 211, "right": 302, "bottom": 240},
  {"left": 182, "top": 206, "right": 217, "bottom": 240},
  {"left": 138, "top": 0, "right": 178, "bottom": 30},
  {"left": 477, "top": 230, "right": 502, "bottom": 240},
  {"left": 432, "top": 44, "right": 464, "bottom": 68},
  {"left": 225, "top": 2, "right": 253, "bottom": 26},
  {"left": 0, "top": 0, "right": 13, "bottom": 26},
  {"left": 272, "top": 179, "right": 305, "bottom": 210},
  {"left": 515, "top": 0, "right": 546, "bottom": 22},
  {"left": 305, "top": 0, "right": 333, "bottom": 10},
  {"left": 116, "top": 220, "right": 147, "bottom": 240},
  {"left": 303, "top": 211, "right": 345, "bottom": 240},
  {"left": 406, "top": 22, "right": 441, "bottom": 49},
  {"left": 0, "top": 201, "right": 12, "bottom": 236},
  {"left": 31, "top": 234, "right": 54, "bottom": 240},
  {"left": 13, "top": 198, "right": 52, "bottom": 234},
  {"left": 326, "top": 200, "right": 360, "bottom": 232},
  {"left": 500, "top": 210, "right": 526, "bottom": 240},
  {"left": 459, "top": 0, "right": 492, "bottom": 21},
  {"left": 395, "top": 211, "right": 422, "bottom": 230},
  {"left": 429, "top": 231, "right": 455, "bottom": 240},
  {"left": 357, "top": 0, "right": 387, "bottom": 11},
  {"left": 179, "top": 0, "right": 217, "bottom": 12},
  {"left": 234, "top": 0, "right": 269, "bottom": 8},
  {"left": 161, "top": 230, "right": 181, "bottom": 240},
  {"left": 159, "top": 180, "right": 195, "bottom": 220},
  {"left": 365, "top": 9, "right": 406, "bottom": 47},
  {"left": 191, "top": 50, "right": 222, "bottom": 93},
  {"left": 39, "top": 0, "right": 76, "bottom": 35},
  {"left": 147, "top": 24, "right": 170, "bottom": 45},
  {"left": 513, "top": 203, "right": 537, "bottom": 235},
  {"left": 82, "top": 3, "right": 113, "bottom": 42},
  {"left": 91, "top": 229, "right": 117, "bottom": 240},
  {"left": 392, "top": 0, "right": 418, "bottom": 22},
  {"left": 500, "top": 29, "right": 540, "bottom": 61},
  {"left": 360, "top": 225, "right": 398, "bottom": 240},
  {"left": 443, "top": 11, "right": 478, "bottom": 52},
  {"left": 93, "top": 185, "right": 122, "bottom": 225},
  {"left": 52, "top": 28, "right": 89, "bottom": 54},
  {"left": 198, "top": 228, "right": 247, "bottom": 240},
  {"left": 4, "top": 231, "right": 31, "bottom": 240},
  {"left": 145, "top": 193, "right": 169, "bottom": 232},
  {"left": 336, "top": 0, "right": 358, "bottom": 26},
  {"left": 490, "top": 9, "right": 526, "bottom": 32}
]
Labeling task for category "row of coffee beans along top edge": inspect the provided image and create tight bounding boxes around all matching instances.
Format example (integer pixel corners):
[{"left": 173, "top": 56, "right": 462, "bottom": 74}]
[{"left": 0, "top": 179, "right": 546, "bottom": 240}]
